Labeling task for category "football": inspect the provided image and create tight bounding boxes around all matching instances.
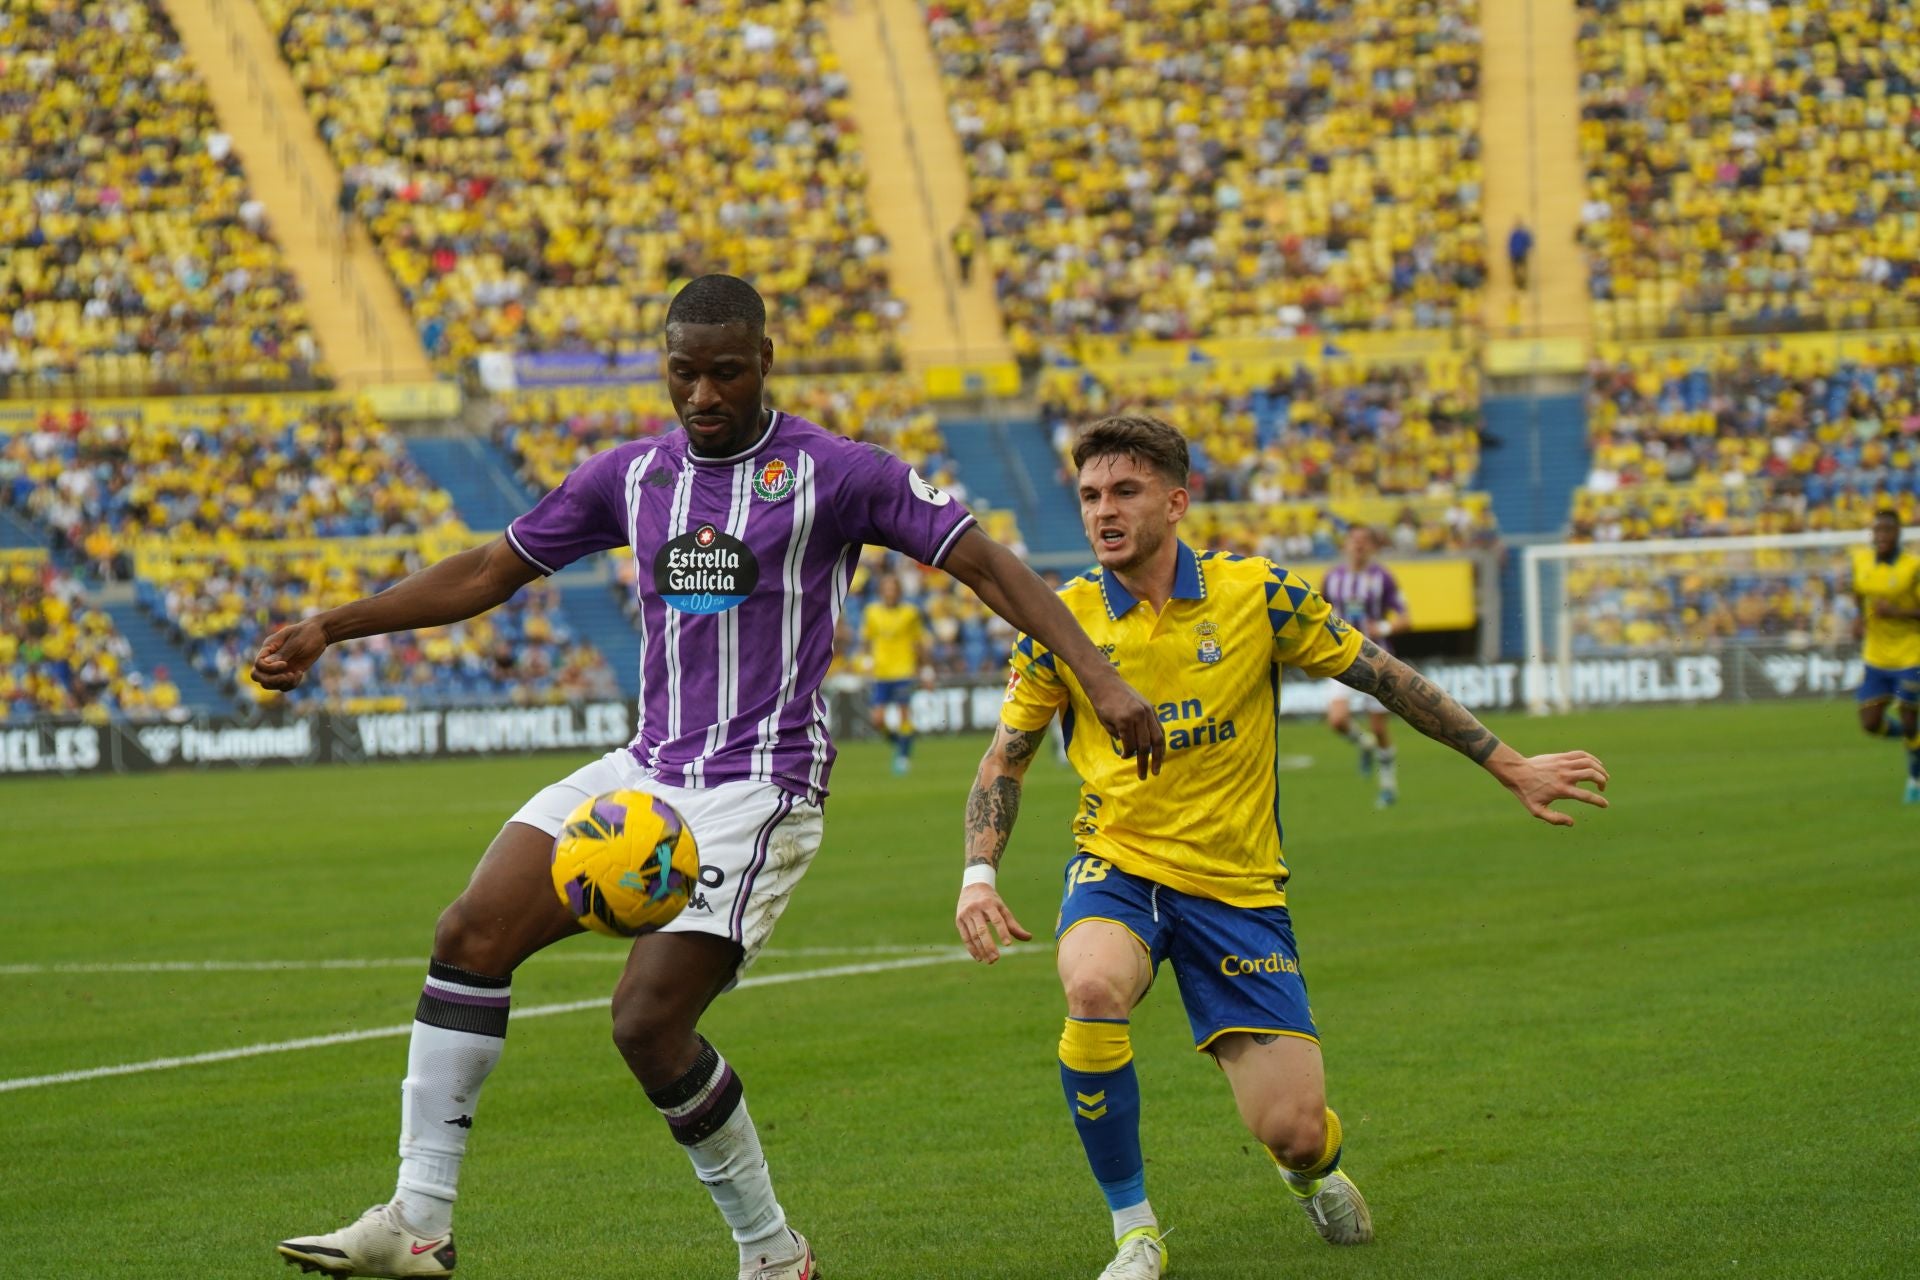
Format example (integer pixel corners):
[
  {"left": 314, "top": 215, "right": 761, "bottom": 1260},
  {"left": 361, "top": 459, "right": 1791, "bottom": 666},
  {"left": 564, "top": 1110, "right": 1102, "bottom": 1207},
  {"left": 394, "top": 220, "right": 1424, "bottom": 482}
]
[{"left": 549, "top": 790, "right": 701, "bottom": 937}]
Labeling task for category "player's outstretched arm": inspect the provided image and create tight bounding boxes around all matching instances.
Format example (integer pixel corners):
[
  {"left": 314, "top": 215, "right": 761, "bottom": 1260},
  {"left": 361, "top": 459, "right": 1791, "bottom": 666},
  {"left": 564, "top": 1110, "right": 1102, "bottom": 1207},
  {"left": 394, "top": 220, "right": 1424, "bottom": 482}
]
[
  {"left": 955, "top": 720, "right": 1047, "bottom": 964},
  {"left": 943, "top": 527, "right": 1165, "bottom": 777},
  {"left": 250, "top": 537, "right": 542, "bottom": 693},
  {"left": 1335, "top": 639, "right": 1610, "bottom": 827}
]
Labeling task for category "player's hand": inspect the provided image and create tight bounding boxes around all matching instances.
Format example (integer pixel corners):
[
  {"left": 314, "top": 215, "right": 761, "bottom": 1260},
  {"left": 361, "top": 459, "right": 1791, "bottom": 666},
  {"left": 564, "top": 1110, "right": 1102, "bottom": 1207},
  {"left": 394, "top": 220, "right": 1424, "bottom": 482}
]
[
  {"left": 1084, "top": 669, "right": 1165, "bottom": 778},
  {"left": 956, "top": 883, "right": 1032, "bottom": 964},
  {"left": 251, "top": 618, "right": 329, "bottom": 692},
  {"left": 1495, "top": 750, "right": 1610, "bottom": 827}
]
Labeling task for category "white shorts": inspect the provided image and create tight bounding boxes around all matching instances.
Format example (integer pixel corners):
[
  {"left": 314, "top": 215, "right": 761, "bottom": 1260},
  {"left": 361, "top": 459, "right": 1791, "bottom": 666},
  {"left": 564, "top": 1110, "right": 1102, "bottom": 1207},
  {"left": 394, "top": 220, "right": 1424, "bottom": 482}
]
[
  {"left": 510, "top": 749, "right": 825, "bottom": 973},
  {"left": 1328, "top": 686, "right": 1388, "bottom": 718}
]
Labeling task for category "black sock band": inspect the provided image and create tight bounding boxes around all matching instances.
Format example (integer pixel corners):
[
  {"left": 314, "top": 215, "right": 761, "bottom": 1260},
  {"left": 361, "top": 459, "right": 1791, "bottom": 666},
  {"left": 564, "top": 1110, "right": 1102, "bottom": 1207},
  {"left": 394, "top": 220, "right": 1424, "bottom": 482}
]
[
  {"left": 415, "top": 960, "right": 512, "bottom": 1038},
  {"left": 644, "top": 1035, "right": 721, "bottom": 1110},
  {"left": 646, "top": 1037, "right": 745, "bottom": 1146},
  {"left": 428, "top": 959, "right": 510, "bottom": 989}
]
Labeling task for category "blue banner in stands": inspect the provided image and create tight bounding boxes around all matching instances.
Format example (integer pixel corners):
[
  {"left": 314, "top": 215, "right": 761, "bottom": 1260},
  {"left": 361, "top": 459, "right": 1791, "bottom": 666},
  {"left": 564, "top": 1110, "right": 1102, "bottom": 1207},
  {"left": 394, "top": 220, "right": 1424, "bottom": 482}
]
[{"left": 512, "top": 352, "right": 660, "bottom": 388}]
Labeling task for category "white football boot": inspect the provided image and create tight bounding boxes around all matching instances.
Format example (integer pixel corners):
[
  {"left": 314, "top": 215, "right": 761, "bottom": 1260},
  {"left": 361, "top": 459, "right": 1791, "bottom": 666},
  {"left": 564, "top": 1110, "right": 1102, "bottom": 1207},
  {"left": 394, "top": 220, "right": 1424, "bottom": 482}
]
[
  {"left": 1096, "top": 1226, "right": 1167, "bottom": 1279},
  {"left": 1287, "top": 1168, "right": 1374, "bottom": 1245},
  {"left": 277, "top": 1203, "right": 456, "bottom": 1277},
  {"left": 740, "top": 1229, "right": 819, "bottom": 1280}
]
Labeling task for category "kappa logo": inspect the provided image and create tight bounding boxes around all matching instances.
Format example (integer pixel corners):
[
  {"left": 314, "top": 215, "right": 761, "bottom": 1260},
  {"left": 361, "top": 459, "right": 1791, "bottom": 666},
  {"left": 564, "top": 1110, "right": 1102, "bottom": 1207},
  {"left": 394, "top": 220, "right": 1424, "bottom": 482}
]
[
  {"left": 752, "top": 457, "right": 795, "bottom": 502},
  {"left": 640, "top": 467, "right": 674, "bottom": 489},
  {"left": 907, "top": 467, "right": 951, "bottom": 507}
]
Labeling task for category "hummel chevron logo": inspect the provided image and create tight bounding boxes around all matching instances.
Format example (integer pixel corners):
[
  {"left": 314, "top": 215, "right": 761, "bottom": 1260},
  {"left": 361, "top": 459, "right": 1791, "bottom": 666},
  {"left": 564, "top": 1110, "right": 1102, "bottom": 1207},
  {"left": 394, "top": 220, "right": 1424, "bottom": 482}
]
[
  {"left": 444, "top": 1114, "right": 473, "bottom": 1128},
  {"left": 1075, "top": 1090, "right": 1108, "bottom": 1120}
]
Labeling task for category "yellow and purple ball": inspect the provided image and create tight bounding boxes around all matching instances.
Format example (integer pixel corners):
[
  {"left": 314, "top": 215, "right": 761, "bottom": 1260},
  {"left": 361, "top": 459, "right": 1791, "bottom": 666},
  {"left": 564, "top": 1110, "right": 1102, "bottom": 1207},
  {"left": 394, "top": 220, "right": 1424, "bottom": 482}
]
[{"left": 549, "top": 790, "right": 701, "bottom": 937}]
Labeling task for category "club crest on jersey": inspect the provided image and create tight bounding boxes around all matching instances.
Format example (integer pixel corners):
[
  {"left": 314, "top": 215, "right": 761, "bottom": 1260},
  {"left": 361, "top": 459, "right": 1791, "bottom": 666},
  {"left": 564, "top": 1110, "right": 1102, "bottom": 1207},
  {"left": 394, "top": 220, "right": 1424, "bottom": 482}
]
[
  {"left": 752, "top": 458, "right": 795, "bottom": 502},
  {"left": 1194, "top": 620, "right": 1223, "bottom": 664}
]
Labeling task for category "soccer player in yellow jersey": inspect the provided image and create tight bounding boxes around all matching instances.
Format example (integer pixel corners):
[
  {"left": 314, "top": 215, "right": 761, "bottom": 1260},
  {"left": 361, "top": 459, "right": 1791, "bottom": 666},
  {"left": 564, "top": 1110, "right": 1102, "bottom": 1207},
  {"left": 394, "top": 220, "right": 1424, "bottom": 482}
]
[
  {"left": 862, "top": 573, "right": 930, "bottom": 774},
  {"left": 955, "top": 417, "right": 1610, "bottom": 1280},
  {"left": 1850, "top": 509, "right": 1920, "bottom": 803}
]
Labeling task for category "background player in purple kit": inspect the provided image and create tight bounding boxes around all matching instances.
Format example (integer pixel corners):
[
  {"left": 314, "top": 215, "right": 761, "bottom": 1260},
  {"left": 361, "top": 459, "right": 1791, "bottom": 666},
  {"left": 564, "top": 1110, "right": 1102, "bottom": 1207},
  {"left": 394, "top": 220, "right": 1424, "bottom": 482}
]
[
  {"left": 256, "top": 276, "right": 1164, "bottom": 1280},
  {"left": 1322, "top": 528, "right": 1411, "bottom": 808}
]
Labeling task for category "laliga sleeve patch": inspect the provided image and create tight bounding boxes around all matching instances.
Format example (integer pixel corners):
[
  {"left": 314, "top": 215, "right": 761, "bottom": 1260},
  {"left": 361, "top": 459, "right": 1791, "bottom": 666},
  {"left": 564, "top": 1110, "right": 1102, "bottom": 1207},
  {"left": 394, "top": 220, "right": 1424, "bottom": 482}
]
[
  {"left": 654, "top": 523, "right": 759, "bottom": 614},
  {"left": 908, "top": 468, "right": 951, "bottom": 506}
]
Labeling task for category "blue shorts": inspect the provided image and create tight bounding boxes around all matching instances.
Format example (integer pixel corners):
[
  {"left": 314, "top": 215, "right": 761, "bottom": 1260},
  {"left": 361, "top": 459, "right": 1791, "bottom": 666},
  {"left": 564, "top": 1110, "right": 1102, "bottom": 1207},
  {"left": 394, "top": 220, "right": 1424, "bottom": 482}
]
[
  {"left": 869, "top": 679, "right": 913, "bottom": 707},
  {"left": 1056, "top": 854, "right": 1317, "bottom": 1053},
  {"left": 1857, "top": 665, "right": 1920, "bottom": 705}
]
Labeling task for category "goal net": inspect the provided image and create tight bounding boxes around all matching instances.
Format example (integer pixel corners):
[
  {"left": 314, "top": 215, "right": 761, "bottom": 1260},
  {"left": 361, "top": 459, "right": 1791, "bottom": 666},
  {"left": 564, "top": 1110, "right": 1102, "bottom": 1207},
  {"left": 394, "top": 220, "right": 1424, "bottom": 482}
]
[{"left": 1518, "top": 529, "right": 1869, "bottom": 714}]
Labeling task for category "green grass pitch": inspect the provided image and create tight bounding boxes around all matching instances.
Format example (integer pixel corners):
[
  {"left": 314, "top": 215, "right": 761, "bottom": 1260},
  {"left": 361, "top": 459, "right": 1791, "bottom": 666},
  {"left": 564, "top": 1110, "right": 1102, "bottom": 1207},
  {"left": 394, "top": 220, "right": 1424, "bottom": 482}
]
[{"left": 2, "top": 701, "right": 1915, "bottom": 1278}]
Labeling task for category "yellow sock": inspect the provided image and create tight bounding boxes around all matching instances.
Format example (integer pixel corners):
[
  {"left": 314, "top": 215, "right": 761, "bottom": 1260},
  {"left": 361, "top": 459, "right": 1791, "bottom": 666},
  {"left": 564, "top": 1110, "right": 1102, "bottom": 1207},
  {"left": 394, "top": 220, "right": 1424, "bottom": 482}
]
[{"left": 1270, "top": 1108, "right": 1343, "bottom": 1194}]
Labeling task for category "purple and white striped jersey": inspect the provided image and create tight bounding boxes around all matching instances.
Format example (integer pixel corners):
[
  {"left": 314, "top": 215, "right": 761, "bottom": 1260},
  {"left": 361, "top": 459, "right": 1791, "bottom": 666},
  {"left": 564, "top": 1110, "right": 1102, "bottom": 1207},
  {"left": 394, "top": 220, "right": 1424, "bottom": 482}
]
[
  {"left": 1321, "top": 562, "right": 1406, "bottom": 652},
  {"left": 506, "top": 410, "right": 975, "bottom": 802}
]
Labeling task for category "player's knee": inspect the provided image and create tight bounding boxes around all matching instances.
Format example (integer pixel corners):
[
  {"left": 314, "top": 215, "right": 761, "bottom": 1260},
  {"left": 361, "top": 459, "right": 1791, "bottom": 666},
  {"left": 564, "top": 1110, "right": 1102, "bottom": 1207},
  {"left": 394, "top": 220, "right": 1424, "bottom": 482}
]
[
  {"left": 1060, "top": 967, "right": 1133, "bottom": 1019},
  {"left": 431, "top": 895, "right": 506, "bottom": 975},
  {"left": 1256, "top": 1101, "right": 1326, "bottom": 1169},
  {"left": 609, "top": 993, "right": 679, "bottom": 1075}
]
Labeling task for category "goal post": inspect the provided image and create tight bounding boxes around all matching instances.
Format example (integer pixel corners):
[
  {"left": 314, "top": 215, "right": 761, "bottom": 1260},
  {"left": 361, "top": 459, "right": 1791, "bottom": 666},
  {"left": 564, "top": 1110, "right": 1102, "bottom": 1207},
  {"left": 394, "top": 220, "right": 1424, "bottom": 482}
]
[{"left": 1519, "top": 529, "right": 1868, "bottom": 714}]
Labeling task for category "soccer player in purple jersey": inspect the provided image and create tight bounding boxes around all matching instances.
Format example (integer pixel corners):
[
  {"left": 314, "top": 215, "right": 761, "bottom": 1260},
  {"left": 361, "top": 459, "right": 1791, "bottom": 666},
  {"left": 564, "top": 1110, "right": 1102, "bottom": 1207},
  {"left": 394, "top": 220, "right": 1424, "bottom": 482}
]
[
  {"left": 258, "top": 276, "right": 1164, "bottom": 1280},
  {"left": 1321, "top": 528, "right": 1410, "bottom": 807}
]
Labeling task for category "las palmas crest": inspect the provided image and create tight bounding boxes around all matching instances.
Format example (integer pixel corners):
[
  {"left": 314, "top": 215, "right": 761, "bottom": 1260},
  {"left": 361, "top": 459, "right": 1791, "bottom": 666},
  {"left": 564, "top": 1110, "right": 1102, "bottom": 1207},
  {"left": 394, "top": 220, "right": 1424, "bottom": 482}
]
[{"left": 1194, "top": 620, "right": 1223, "bottom": 664}]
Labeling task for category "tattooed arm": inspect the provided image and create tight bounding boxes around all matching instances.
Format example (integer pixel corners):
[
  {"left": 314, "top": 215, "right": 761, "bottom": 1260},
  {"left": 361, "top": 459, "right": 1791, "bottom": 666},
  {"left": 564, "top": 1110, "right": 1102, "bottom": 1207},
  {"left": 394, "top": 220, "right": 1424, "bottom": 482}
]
[
  {"left": 1336, "top": 639, "right": 1612, "bottom": 826},
  {"left": 955, "top": 719, "right": 1047, "bottom": 963}
]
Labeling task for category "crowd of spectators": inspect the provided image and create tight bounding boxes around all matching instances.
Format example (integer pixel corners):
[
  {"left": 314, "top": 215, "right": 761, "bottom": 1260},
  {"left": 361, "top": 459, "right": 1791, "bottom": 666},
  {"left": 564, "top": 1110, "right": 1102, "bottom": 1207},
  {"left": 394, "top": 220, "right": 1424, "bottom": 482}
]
[
  {"left": 0, "top": 0, "right": 320, "bottom": 394},
  {"left": 0, "top": 397, "right": 460, "bottom": 580},
  {"left": 266, "top": 0, "right": 900, "bottom": 372},
  {"left": 498, "top": 375, "right": 963, "bottom": 499},
  {"left": 1039, "top": 358, "right": 1493, "bottom": 553},
  {"left": 1, "top": 558, "right": 185, "bottom": 722},
  {"left": 1576, "top": 340, "right": 1920, "bottom": 540},
  {"left": 139, "top": 547, "right": 618, "bottom": 711},
  {"left": 1577, "top": 0, "right": 1920, "bottom": 339},
  {"left": 1565, "top": 559, "right": 1857, "bottom": 653},
  {"left": 925, "top": 0, "right": 1484, "bottom": 347}
]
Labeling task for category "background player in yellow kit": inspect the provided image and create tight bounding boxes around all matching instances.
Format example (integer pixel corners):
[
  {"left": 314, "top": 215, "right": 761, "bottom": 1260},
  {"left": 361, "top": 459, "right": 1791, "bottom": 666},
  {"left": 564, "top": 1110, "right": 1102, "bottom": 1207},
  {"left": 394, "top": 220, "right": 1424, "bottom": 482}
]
[
  {"left": 1850, "top": 509, "right": 1920, "bottom": 803},
  {"left": 955, "top": 416, "right": 1610, "bottom": 1280},
  {"left": 862, "top": 572, "right": 930, "bottom": 774}
]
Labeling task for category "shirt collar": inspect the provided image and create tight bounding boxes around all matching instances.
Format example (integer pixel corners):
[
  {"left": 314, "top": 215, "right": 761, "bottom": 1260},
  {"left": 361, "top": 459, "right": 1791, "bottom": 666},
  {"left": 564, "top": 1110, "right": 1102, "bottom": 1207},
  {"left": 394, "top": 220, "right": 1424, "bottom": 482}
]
[{"left": 1100, "top": 540, "right": 1206, "bottom": 619}]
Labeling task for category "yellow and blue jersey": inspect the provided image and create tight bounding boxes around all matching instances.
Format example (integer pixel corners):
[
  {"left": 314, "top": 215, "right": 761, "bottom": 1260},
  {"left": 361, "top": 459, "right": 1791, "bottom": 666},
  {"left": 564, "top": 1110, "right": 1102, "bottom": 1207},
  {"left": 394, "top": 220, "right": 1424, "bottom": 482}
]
[
  {"left": 1001, "top": 541, "right": 1363, "bottom": 908},
  {"left": 862, "top": 601, "right": 925, "bottom": 681},
  {"left": 1852, "top": 548, "right": 1920, "bottom": 671}
]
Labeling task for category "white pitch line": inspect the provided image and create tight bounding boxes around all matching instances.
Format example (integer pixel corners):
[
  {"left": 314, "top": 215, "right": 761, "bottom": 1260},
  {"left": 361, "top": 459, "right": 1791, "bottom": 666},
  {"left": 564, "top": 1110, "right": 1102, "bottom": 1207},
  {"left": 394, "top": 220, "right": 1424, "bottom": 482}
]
[
  {"left": 0, "top": 944, "right": 959, "bottom": 977},
  {"left": 0, "top": 949, "right": 1025, "bottom": 1094}
]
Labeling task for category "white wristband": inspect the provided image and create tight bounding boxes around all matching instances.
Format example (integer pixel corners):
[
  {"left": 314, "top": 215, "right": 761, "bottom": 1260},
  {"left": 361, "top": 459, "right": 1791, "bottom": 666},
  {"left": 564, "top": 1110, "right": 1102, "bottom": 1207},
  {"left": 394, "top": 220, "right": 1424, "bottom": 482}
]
[{"left": 961, "top": 864, "right": 997, "bottom": 890}]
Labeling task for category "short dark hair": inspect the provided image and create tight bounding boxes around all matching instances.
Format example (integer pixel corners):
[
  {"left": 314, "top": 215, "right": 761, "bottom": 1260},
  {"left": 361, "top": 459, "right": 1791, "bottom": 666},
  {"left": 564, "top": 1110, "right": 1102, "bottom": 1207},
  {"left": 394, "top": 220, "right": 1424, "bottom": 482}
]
[
  {"left": 1072, "top": 415, "right": 1189, "bottom": 486},
  {"left": 1873, "top": 508, "right": 1901, "bottom": 524},
  {"left": 665, "top": 275, "right": 766, "bottom": 332}
]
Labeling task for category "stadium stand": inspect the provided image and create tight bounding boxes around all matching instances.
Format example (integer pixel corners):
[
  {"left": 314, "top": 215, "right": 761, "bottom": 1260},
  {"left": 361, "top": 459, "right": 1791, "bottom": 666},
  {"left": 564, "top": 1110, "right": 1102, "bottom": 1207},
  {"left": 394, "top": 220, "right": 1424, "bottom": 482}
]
[
  {"left": 1574, "top": 339, "right": 1920, "bottom": 540},
  {"left": 0, "top": 396, "right": 461, "bottom": 582},
  {"left": 0, "top": 0, "right": 321, "bottom": 395},
  {"left": 0, "top": 556, "right": 185, "bottom": 722},
  {"left": 263, "top": 0, "right": 902, "bottom": 372},
  {"left": 1037, "top": 356, "right": 1494, "bottom": 555},
  {"left": 1563, "top": 558, "right": 1857, "bottom": 654},
  {"left": 138, "top": 543, "right": 620, "bottom": 711},
  {"left": 923, "top": 0, "right": 1485, "bottom": 347},
  {"left": 498, "top": 375, "right": 975, "bottom": 513},
  {"left": 1576, "top": 0, "right": 1920, "bottom": 340}
]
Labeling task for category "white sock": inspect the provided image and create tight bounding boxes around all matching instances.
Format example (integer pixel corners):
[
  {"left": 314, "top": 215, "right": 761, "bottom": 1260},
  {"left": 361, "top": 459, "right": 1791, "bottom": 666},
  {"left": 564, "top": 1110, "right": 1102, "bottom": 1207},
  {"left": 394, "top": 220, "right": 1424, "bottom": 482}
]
[
  {"left": 649, "top": 1039, "right": 792, "bottom": 1265},
  {"left": 1113, "top": 1199, "right": 1158, "bottom": 1241},
  {"left": 1378, "top": 748, "right": 1398, "bottom": 791},
  {"left": 394, "top": 961, "right": 512, "bottom": 1237}
]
